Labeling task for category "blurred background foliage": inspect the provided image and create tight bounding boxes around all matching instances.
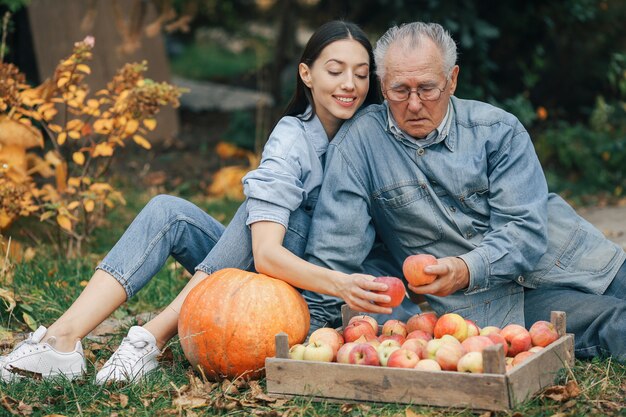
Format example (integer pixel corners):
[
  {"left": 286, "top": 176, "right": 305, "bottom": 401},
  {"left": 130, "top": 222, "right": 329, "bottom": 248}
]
[{"left": 2, "top": 0, "right": 626, "bottom": 205}]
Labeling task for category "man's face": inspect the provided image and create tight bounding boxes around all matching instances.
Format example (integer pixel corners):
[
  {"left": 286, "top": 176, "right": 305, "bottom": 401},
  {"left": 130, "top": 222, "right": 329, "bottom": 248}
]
[{"left": 382, "top": 39, "right": 459, "bottom": 139}]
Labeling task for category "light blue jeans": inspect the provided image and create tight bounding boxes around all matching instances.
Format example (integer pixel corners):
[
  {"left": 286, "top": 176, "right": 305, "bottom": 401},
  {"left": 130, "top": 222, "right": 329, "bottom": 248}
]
[
  {"left": 96, "top": 194, "right": 421, "bottom": 333},
  {"left": 524, "top": 260, "right": 626, "bottom": 363},
  {"left": 96, "top": 194, "right": 309, "bottom": 298}
]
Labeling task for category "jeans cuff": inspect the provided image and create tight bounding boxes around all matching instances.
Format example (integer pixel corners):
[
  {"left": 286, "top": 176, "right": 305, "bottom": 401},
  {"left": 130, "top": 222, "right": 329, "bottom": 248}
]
[{"left": 95, "top": 263, "right": 133, "bottom": 299}]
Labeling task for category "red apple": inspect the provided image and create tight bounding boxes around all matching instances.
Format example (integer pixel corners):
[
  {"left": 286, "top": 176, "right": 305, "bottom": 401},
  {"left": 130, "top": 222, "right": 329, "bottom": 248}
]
[
  {"left": 529, "top": 320, "right": 559, "bottom": 347},
  {"left": 381, "top": 319, "right": 408, "bottom": 337},
  {"left": 406, "top": 329, "right": 432, "bottom": 342},
  {"left": 348, "top": 315, "right": 379, "bottom": 335},
  {"left": 348, "top": 343, "right": 380, "bottom": 366},
  {"left": 461, "top": 335, "right": 495, "bottom": 353},
  {"left": 457, "top": 351, "right": 483, "bottom": 373},
  {"left": 387, "top": 348, "right": 420, "bottom": 368},
  {"left": 403, "top": 254, "right": 438, "bottom": 286},
  {"left": 434, "top": 313, "right": 469, "bottom": 342},
  {"left": 373, "top": 276, "right": 405, "bottom": 308},
  {"left": 414, "top": 358, "right": 442, "bottom": 371},
  {"left": 343, "top": 319, "right": 377, "bottom": 343},
  {"left": 288, "top": 343, "right": 307, "bottom": 360},
  {"left": 500, "top": 324, "right": 532, "bottom": 357},
  {"left": 303, "top": 340, "right": 334, "bottom": 362},
  {"left": 511, "top": 351, "right": 535, "bottom": 366},
  {"left": 406, "top": 311, "right": 438, "bottom": 336},
  {"left": 465, "top": 319, "right": 480, "bottom": 337},
  {"left": 336, "top": 342, "right": 358, "bottom": 364},
  {"left": 378, "top": 333, "right": 406, "bottom": 345},
  {"left": 309, "top": 327, "right": 344, "bottom": 360},
  {"left": 486, "top": 333, "right": 509, "bottom": 357},
  {"left": 401, "top": 338, "right": 428, "bottom": 359},
  {"left": 479, "top": 326, "right": 501, "bottom": 336},
  {"left": 435, "top": 342, "right": 466, "bottom": 371}
]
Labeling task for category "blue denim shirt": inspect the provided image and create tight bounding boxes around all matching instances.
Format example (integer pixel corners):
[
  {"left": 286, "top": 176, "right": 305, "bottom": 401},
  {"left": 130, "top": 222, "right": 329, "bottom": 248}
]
[
  {"left": 242, "top": 108, "right": 327, "bottom": 229},
  {"left": 304, "top": 98, "right": 625, "bottom": 328}
]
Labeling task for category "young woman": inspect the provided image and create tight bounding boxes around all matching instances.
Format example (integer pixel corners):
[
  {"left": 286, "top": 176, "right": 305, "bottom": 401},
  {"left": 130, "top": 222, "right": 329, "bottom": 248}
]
[{"left": 0, "top": 21, "right": 391, "bottom": 384}]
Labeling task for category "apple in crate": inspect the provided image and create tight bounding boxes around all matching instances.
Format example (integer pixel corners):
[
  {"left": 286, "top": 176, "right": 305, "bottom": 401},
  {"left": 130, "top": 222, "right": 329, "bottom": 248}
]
[
  {"left": 303, "top": 340, "right": 334, "bottom": 362},
  {"left": 406, "top": 311, "right": 438, "bottom": 335},
  {"left": 414, "top": 358, "right": 442, "bottom": 371},
  {"left": 435, "top": 342, "right": 466, "bottom": 371},
  {"left": 461, "top": 335, "right": 495, "bottom": 353},
  {"left": 349, "top": 343, "right": 380, "bottom": 366},
  {"left": 381, "top": 319, "right": 408, "bottom": 337},
  {"left": 434, "top": 313, "right": 469, "bottom": 341},
  {"left": 403, "top": 254, "right": 438, "bottom": 286},
  {"left": 348, "top": 315, "right": 379, "bottom": 335},
  {"left": 387, "top": 348, "right": 420, "bottom": 368},
  {"left": 377, "top": 344, "right": 401, "bottom": 366},
  {"left": 343, "top": 319, "right": 377, "bottom": 343},
  {"left": 308, "top": 327, "right": 344, "bottom": 360},
  {"left": 336, "top": 342, "right": 358, "bottom": 364},
  {"left": 288, "top": 343, "right": 307, "bottom": 360},
  {"left": 457, "top": 351, "right": 483, "bottom": 373},
  {"left": 529, "top": 320, "right": 559, "bottom": 347},
  {"left": 500, "top": 324, "right": 532, "bottom": 357}
]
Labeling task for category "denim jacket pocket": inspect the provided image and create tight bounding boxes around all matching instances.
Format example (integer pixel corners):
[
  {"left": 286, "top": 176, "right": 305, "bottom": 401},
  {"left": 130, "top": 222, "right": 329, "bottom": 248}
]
[{"left": 373, "top": 181, "right": 443, "bottom": 250}]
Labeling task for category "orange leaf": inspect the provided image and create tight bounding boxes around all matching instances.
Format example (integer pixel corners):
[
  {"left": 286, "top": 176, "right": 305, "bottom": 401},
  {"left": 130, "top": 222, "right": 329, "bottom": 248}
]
[
  {"left": 132, "top": 134, "right": 152, "bottom": 149},
  {"left": 76, "top": 64, "right": 91, "bottom": 74},
  {"left": 125, "top": 119, "right": 139, "bottom": 135},
  {"left": 83, "top": 199, "right": 95, "bottom": 212},
  {"left": 57, "top": 132, "right": 67, "bottom": 145},
  {"left": 57, "top": 77, "right": 69, "bottom": 88},
  {"left": 92, "top": 143, "right": 114, "bottom": 157},
  {"left": 143, "top": 118, "right": 157, "bottom": 131},
  {"left": 56, "top": 214, "right": 72, "bottom": 231},
  {"left": 66, "top": 201, "right": 80, "bottom": 210},
  {"left": 72, "top": 152, "right": 85, "bottom": 165}
]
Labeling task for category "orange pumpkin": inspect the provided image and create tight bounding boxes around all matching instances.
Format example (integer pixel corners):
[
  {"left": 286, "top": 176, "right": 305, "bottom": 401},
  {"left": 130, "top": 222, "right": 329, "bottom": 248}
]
[{"left": 178, "top": 268, "right": 310, "bottom": 380}]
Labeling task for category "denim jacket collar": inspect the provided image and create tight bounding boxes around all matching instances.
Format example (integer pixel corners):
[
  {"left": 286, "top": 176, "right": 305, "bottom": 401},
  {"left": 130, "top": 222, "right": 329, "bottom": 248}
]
[
  {"left": 385, "top": 100, "right": 456, "bottom": 152},
  {"left": 300, "top": 106, "right": 330, "bottom": 158}
]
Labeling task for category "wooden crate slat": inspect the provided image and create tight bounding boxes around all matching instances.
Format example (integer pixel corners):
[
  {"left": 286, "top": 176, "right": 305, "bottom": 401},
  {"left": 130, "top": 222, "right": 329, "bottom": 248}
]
[{"left": 266, "top": 359, "right": 510, "bottom": 411}]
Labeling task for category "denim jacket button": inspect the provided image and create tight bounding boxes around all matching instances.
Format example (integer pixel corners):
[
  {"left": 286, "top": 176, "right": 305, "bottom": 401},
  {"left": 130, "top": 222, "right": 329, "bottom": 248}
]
[
  {"left": 449, "top": 206, "right": 456, "bottom": 212},
  {"left": 517, "top": 275, "right": 525, "bottom": 283},
  {"left": 417, "top": 148, "right": 425, "bottom": 156}
]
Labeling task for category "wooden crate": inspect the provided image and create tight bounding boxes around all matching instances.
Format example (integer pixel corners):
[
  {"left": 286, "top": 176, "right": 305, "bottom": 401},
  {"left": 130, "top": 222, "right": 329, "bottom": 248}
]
[{"left": 265, "top": 309, "right": 574, "bottom": 411}]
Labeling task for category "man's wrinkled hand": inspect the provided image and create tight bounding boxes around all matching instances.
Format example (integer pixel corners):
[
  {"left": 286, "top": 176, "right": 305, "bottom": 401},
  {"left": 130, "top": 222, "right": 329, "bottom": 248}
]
[{"left": 407, "top": 257, "right": 469, "bottom": 297}]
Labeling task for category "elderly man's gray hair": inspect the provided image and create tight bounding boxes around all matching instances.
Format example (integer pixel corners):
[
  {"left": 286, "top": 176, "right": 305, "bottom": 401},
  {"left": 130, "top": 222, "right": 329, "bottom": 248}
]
[{"left": 374, "top": 22, "right": 457, "bottom": 80}]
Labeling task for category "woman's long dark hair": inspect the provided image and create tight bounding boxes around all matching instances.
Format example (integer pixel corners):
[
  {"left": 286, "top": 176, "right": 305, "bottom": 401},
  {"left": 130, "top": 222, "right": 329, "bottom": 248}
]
[{"left": 283, "top": 20, "right": 381, "bottom": 118}]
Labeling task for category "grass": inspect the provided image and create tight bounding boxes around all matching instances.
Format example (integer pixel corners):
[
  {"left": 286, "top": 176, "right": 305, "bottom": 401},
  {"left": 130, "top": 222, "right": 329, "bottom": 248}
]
[{"left": 1, "top": 187, "right": 625, "bottom": 416}]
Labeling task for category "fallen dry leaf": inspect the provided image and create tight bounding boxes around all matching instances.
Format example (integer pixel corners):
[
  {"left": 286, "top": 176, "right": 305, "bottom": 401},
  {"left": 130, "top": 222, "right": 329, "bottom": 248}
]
[{"left": 172, "top": 396, "right": 208, "bottom": 409}]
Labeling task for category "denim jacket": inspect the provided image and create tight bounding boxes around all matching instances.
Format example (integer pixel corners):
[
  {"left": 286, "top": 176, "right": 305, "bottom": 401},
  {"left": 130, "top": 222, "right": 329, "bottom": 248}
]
[
  {"left": 242, "top": 108, "right": 327, "bottom": 236},
  {"left": 304, "top": 98, "right": 625, "bottom": 328}
]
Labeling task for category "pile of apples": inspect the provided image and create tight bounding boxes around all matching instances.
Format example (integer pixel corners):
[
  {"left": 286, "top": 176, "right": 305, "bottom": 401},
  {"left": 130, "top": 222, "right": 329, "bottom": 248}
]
[{"left": 288, "top": 311, "right": 560, "bottom": 373}]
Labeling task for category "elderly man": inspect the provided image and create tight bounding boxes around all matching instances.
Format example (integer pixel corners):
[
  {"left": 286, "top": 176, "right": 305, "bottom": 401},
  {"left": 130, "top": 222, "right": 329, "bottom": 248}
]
[{"left": 303, "top": 22, "right": 626, "bottom": 361}]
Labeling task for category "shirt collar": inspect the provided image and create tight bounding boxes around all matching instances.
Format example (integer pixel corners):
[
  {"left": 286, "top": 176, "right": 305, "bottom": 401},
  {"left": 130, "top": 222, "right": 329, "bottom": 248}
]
[
  {"left": 300, "top": 106, "right": 330, "bottom": 158},
  {"left": 386, "top": 100, "right": 455, "bottom": 151}
]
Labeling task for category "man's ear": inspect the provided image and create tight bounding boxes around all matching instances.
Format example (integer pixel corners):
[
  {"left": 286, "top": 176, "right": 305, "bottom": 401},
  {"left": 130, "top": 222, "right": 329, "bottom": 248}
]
[
  {"left": 449, "top": 65, "right": 460, "bottom": 95},
  {"left": 299, "top": 63, "right": 313, "bottom": 88}
]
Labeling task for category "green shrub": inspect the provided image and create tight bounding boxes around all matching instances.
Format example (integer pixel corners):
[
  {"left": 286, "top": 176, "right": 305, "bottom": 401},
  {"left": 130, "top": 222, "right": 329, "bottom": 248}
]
[{"left": 535, "top": 97, "right": 626, "bottom": 204}]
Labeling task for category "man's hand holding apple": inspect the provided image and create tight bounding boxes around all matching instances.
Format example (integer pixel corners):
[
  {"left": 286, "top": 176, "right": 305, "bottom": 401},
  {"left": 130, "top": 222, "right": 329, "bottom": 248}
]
[{"left": 407, "top": 256, "right": 470, "bottom": 297}]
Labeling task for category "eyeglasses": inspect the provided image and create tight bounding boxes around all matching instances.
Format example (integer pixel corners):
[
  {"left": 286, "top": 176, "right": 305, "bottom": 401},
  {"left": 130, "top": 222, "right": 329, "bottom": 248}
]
[{"left": 385, "top": 78, "right": 450, "bottom": 102}]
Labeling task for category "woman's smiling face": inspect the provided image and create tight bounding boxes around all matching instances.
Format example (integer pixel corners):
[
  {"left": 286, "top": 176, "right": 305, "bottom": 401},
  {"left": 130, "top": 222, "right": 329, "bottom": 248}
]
[{"left": 299, "top": 38, "right": 371, "bottom": 138}]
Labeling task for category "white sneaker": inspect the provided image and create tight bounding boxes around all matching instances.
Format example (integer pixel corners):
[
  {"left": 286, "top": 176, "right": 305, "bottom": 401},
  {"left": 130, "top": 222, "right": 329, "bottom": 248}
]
[
  {"left": 0, "top": 326, "right": 85, "bottom": 381},
  {"left": 95, "top": 326, "right": 161, "bottom": 384}
]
